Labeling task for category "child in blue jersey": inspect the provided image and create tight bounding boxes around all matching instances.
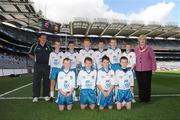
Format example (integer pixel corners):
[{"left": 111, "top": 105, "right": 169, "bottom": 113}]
[
  {"left": 115, "top": 56, "right": 134, "bottom": 110},
  {"left": 97, "top": 55, "right": 115, "bottom": 110},
  {"left": 77, "top": 57, "right": 97, "bottom": 110},
  {"left": 49, "top": 41, "right": 64, "bottom": 101},
  {"left": 56, "top": 58, "right": 75, "bottom": 111}
]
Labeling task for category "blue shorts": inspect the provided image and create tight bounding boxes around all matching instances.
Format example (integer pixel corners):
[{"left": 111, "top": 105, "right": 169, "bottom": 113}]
[
  {"left": 98, "top": 90, "right": 113, "bottom": 107},
  {"left": 80, "top": 89, "right": 96, "bottom": 105},
  {"left": 55, "top": 92, "right": 73, "bottom": 105},
  {"left": 49, "top": 67, "right": 61, "bottom": 80},
  {"left": 116, "top": 89, "right": 132, "bottom": 103},
  {"left": 111, "top": 63, "right": 121, "bottom": 71}
]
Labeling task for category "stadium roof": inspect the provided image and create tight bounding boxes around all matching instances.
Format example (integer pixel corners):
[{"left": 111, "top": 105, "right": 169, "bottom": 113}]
[
  {"left": 0, "top": 0, "right": 41, "bottom": 30},
  {"left": 70, "top": 19, "right": 180, "bottom": 39},
  {"left": 0, "top": 1, "right": 180, "bottom": 39}
]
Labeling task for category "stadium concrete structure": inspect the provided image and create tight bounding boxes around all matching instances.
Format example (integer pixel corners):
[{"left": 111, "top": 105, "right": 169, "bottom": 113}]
[{"left": 0, "top": 0, "right": 180, "bottom": 39}]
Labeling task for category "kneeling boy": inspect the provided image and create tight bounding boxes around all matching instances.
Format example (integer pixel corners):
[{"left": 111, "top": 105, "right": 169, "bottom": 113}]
[
  {"left": 97, "top": 55, "right": 115, "bottom": 110},
  {"left": 115, "top": 56, "right": 134, "bottom": 110},
  {"left": 77, "top": 57, "right": 97, "bottom": 110},
  {"left": 56, "top": 58, "right": 75, "bottom": 111}
]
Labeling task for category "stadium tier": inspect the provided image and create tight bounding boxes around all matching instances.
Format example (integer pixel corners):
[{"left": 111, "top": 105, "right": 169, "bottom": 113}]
[
  {"left": 0, "top": 0, "right": 180, "bottom": 70},
  {"left": 0, "top": 22, "right": 180, "bottom": 71}
]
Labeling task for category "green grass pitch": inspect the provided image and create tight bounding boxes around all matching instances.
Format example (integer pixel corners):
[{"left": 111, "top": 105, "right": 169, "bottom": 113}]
[{"left": 0, "top": 71, "right": 180, "bottom": 120}]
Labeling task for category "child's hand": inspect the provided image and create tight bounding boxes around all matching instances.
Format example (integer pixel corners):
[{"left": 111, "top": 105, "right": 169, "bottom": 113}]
[
  {"left": 62, "top": 91, "right": 67, "bottom": 96},
  {"left": 103, "top": 91, "right": 109, "bottom": 97},
  {"left": 66, "top": 92, "right": 72, "bottom": 96}
]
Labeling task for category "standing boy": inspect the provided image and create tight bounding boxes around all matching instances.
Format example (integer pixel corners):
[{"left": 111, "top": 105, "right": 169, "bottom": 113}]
[
  {"left": 49, "top": 41, "right": 64, "bottom": 101},
  {"left": 78, "top": 38, "right": 94, "bottom": 67}
]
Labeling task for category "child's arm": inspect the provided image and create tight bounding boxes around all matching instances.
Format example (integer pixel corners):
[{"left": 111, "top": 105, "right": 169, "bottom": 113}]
[
  {"left": 77, "top": 71, "right": 81, "bottom": 89},
  {"left": 59, "top": 89, "right": 67, "bottom": 96},
  {"left": 67, "top": 88, "right": 74, "bottom": 96},
  {"left": 107, "top": 72, "right": 115, "bottom": 95},
  {"left": 107, "top": 85, "right": 114, "bottom": 95},
  {"left": 97, "top": 85, "right": 107, "bottom": 97}
]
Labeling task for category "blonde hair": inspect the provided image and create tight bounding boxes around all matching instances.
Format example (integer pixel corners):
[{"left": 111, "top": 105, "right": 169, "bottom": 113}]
[{"left": 138, "top": 35, "right": 147, "bottom": 41}]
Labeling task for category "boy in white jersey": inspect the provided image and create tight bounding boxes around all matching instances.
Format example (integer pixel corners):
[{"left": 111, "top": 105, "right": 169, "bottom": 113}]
[
  {"left": 122, "top": 43, "right": 136, "bottom": 69},
  {"left": 49, "top": 41, "right": 64, "bottom": 101},
  {"left": 106, "top": 38, "right": 121, "bottom": 101},
  {"left": 77, "top": 57, "right": 97, "bottom": 110},
  {"left": 122, "top": 43, "right": 136, "bottom": 103},
  {"left": 78, "top": 38, "right": 94, "bottom": 67},
  {"left": 106, "top": 38, "right": 121, "bottom": 71},
  {"left": 93, "top": 40, "right": 106, "bottom": 70},
  {"left": 97, "top": 55, "right": 115, "bottom": 110},
  {"left": 56, "top": 58, "right": 75, "bottom": 111},
  {"left": 115, "top": 56, "right": 134, "bottom": 110},
  {"left": 64, "top": 41, "right": 79, "bottom": 101}
]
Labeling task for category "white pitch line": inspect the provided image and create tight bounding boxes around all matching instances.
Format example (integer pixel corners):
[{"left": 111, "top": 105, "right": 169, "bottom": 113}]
[
  {"left": 1, "top": 94, "right": 180, "bottom": 100},
  {"left": 0, "top": 83, "right": 32, "bottom": 97}
]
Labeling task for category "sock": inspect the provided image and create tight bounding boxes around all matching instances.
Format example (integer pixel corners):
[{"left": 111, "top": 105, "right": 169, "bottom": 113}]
[
  {"left": 132, "top": 92, "right": 134, "bottom": 98},
  {"left": 73, "top": 91, "right": 76, "bottom": 98},
  {"left": 50, "top": 91, "right": 54, "bottom": 97}
]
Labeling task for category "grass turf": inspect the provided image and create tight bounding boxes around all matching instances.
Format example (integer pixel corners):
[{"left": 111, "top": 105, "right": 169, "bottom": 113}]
[{"left": 0, "top": 72, "right": 180, "bottom": 120}]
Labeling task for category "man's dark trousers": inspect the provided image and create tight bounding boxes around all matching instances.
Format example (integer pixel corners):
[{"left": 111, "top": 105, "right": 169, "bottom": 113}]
[{"left": 33, "top": 63, "right": 50, "bottom": 97}]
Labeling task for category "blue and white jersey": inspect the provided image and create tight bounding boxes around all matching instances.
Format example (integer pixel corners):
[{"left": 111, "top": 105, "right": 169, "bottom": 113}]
[
  {"left": 77, "top": 67, "right": 97, "bottom": 90},
  {"left": 93, "top": 50, "right": 106, "bottom": 70},
  {"left": 57, "top": 69, "right": 75, "bottom": 92},
  {"left": 122, "top": 51, "right": 136, "bottom": 68},
  {"left": 48, "top": 51, "right": 64, "bottom": 68},
  {"left": 78, "top": 48, "right": 94, "bottom": 67},
  {"left": 64, "top": 51, "right": 79, "bottom": 69},
  {"left": 106, "top": 48, "right": 122, "bottom": 64},
  {"left": 115, "top": 68, "right": 134, "bottom": 90},
  {"left": 97, "top": 67, "right": 115, "bottom": 91}
]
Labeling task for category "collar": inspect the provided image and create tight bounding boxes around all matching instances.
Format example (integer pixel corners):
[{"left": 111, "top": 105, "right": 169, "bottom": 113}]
[
  {"left": 62, "top": 69, "right": 70, "bottom": 74},
  {"left": 98, "top": 49, "right": 105, "bottom": 53},
  {"left": 82, "top": 66, "right": 94, "bottom": 74},
  {"left": 109, "top": 47, "right": 117, "bottom": 51},
  {"left": 83, "top": 48, "right": 91, "bottom": 52},
  {"left": 101, "top": 67, "right": 111, "bottom": 73},
  {"left": 53, "top": 50, "right": 61, "bottom": 54}
]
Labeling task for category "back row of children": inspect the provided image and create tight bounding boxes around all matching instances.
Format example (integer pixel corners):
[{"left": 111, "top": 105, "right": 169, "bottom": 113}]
[{"left": 48, "top": 38, "right": 136, "bottom": 111}]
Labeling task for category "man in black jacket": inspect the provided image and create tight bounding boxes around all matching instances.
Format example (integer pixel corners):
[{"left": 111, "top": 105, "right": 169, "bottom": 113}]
[{"left": 29, "top": 33, "right": 53, "bottom": 102}]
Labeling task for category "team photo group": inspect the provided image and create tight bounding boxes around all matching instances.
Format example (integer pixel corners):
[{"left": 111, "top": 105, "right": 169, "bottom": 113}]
[{"left": 29, "top": 34, "right": 157, "bottom": 111}]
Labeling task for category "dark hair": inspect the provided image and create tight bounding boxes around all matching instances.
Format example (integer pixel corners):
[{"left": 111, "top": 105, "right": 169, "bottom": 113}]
[
  {"left": 38, "top": 33, "right": 46, "bottom": 38},
  {"left": 102, "top": 55, "right": 110, "bottom": 62},
  {"left": 98, "top": 40, "right": 105, "bottom": 44},
  {"left": 84, "top": 57, "right": 92, "bottom": 63},
  {"left": 68, "top": 41, "right": 75, "bottom": 46},
  {"left": 63, "top": 57, "right": 70, "bottom": 63},
  {"left": 120, "top": 56, "right": 128, "bottom": 62},
  {"left": 124, "top": 42, "right": 132, "bottom": 46}
]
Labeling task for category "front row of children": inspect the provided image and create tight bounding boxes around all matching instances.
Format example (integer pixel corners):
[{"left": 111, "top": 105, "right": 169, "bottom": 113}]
[{"left": 56, "top": 55, "right": 134, "bottom": 111}]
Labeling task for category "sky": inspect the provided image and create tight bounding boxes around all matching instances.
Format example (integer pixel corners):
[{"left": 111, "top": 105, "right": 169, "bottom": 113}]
[{"left": 31, "top": 0, "right": 180, "bottom": 26}]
